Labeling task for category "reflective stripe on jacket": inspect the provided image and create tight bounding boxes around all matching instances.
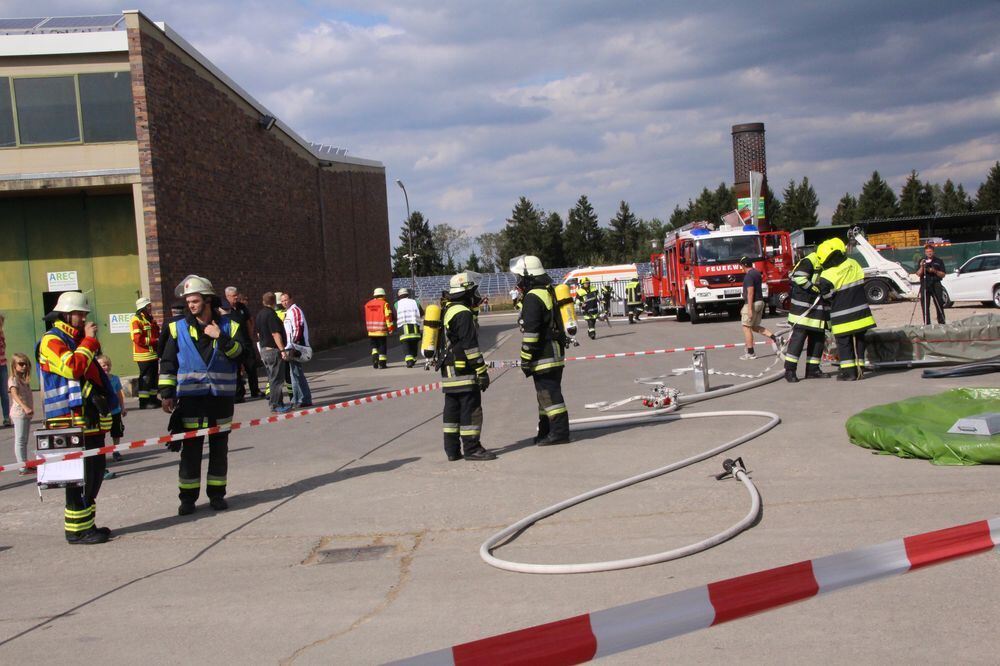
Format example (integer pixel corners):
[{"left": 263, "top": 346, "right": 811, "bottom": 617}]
[
  {"left": 625, "top": 279, "right": 641, "bottom": 305},
  {"left": 787, "top": 253, "right": 830, "bottom": 332},
  {"left": 440, "top": 302, "right": 485, "bottom": 392},
  {"left": 817, "top": 257, "right": 876, "bottom": 336},
  {"left": 365, "top": 298, "right": 394, "bottom": 336},
  {"left": 519, "top": 287, "right": 565, "bottom": 374},
  {"left": 37, "top": 321, "right": 112, "bottom": 433}
]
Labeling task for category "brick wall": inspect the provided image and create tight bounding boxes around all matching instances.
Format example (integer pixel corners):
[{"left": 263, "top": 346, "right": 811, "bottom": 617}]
[{"left": 127, "top": 17, "right": 390, "bottom": 347}]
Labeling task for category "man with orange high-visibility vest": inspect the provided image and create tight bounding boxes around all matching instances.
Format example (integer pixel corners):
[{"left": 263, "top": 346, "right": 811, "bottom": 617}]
[
  {"left": 37, "top": 291, "right": 119, "bottom": 545},
  {"left": 130, "top": 297, "right": 161, "bottom": 409},
  {"left": 365, "top": 287, "right": 395, "bottom": 369}
]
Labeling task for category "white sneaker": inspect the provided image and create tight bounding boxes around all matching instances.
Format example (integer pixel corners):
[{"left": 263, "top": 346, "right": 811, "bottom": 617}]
[{"left": 739, "top": 352, "right": 757, "bottom": 360}]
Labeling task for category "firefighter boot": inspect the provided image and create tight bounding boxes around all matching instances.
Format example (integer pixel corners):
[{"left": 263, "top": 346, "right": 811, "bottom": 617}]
[
  {"left": 836, "top": 369, "right": 857, "bottom": 381},
  {"left": 588, "top": 329, "right": 596, "bottom": 340},
  {"left": 804, "top": 366, "right": 825, "bottom": 379},
  {"left": 66, "top": 527, "right": 110, "bottom": 545},
  {"left": 372, "top": 354, "right": 379, "bottom": 369},
  {"left": 178, "top": 501, "right": 196, "bottom": 516},
  {"left": 784, "top": 369, "right": 799, "bottom": 383},
  {"left": 210, "top": 497, "right": 229, "bottom": 511},
  {"left": 463, "top": 446, "right": 497, "bottom": 461},
  {"left": 379, "top": 360, "right": 388, "bottom": 369}
]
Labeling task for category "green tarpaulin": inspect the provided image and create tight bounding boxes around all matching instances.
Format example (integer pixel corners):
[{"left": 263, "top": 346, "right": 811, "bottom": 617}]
[{"left": 846, "top": 388, "right": 1000, "bottom": 465}]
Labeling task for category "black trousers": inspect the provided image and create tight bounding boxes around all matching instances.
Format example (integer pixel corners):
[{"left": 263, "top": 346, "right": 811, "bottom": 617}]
[
  {"left": 627, "top": 304, "right": 642, "bottom": 323},
  {"left": 235, "top": 355, "right": 260, "bottom": 399},
  {"left": 172, "top": 396, "right": 234, "bottom": 503},
  {"left": 370, "top": 336, "right": 388, "bottom": 365},
  {"left": 583, "top": 310, "right": 597, "bottom": 336},
  {"left": 64, "top": 433, "right": 106, "bottom": 538},
  {"left": 921, "top": 281, "right": 946, "bottom": 325},
  {"left": 402, "top": 338, "right": 419, "bottom": 363},
  {"left": 442, "top": 389, "right": 483, "bottom": 458},
  {"left": 783, "top": 327, "right": 825, "bottom": 372},
  {"left": 534, "top": 368, "right": 569, "bottom": 439},
  {"left": 836, "top": 334, "right": 867, "bottom": 376},
  {"left": 136, "top": 360, "right": 159, "bottom": 405}
]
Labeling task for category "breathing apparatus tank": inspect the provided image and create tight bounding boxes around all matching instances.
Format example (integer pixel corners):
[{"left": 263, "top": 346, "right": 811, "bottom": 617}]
[
  {"left": 421, "top": 303, "right": 442, "bottom": 359},
  {"left": 553, "top": 283, "right": 577, "bottom": 337}
]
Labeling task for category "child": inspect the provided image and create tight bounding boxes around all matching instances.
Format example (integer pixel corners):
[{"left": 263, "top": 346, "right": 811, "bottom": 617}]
[
  {"left": 8, "top": 352, "right": 34, "bottom": 475},
  {"left": 96, "top": 355, "right": 127, "bottom": 479}
]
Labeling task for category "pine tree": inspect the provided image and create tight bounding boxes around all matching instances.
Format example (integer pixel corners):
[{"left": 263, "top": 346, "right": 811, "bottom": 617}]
[
  {"left": 937, "top": 179, "right": 972, "bottom": 214},
  {"left": 607, "top": 200, "right": 640, "bottom": 262},
  {"left": 775, "top": 177, "right": 819, "bottom": 231},
  {"left": 540, "top": 212, "right": 566, "bottom": 268},
  {"left": 762, "top": 183, "right": 782, "bottom": 229},
  {"left": 500, "top": 196, "right": 546, "bottom": 267},
  {"left": 856, "top": 171, "right": 899, "bottom": 220},
  {"left": 564, "top": 195, "right": 604, "bottom": 265},
  {"left": 466, "top": 252, "right": 482, "bottom": 272},
  {"left": 975, "top": 161, "right": 1000, "bottom": 211},
  {"left": 898, "top": 170, "right": 936, "bottom": 216},
  {"left": 668, "top": 204, "right": 689, "bottom": 231},
  {"left": 831, "top": 193, "right": 858, "bottom": 226},
  {"left": 391, "top": 211, "right": 442, "bottom": 277},
  {"left": 636, "top": 218, "right": 667, "bottom": 258}
]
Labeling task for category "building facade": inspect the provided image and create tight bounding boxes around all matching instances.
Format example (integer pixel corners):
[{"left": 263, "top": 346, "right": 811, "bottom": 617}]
[{"left": 0, "top": 12, "right": 390, "bottom": 381}]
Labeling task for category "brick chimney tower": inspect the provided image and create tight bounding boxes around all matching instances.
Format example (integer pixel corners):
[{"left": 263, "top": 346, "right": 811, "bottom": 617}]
[{"left": 731, "top": 122, "right": 769, "bottom": 230}]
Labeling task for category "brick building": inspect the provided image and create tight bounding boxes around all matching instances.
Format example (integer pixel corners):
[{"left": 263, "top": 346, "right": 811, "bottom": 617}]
[{"left": 0, "top": 12, "right": 390, "bottom": 379}]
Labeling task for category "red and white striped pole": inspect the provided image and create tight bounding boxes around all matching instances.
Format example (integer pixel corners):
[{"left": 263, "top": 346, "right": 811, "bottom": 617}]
[{"left": 390, "top": 518, "right": 1000, "bottom": 665}]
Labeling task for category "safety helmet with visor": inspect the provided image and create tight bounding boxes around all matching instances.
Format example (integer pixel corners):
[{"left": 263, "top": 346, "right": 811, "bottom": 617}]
[
  {"left": 175, "top": 275, "right": 216, "bottom": 298},
  {"left": 51, "top": 291, "right": 91, "bottom": 314}
]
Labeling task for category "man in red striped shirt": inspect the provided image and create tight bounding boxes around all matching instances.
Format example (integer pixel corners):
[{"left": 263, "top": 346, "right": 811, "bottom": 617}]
[{"left": 280, "top": 291, "right": 312, "bottom": 408}]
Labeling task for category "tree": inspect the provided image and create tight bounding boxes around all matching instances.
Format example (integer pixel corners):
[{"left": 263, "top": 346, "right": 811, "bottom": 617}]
[
  {"left": 856, "top": 171, "right": 899, "bottom": 220},
  {"left": 499, "top": 196, "right": 546, "bottom": 267},
  {"left": 975, "top": 161, "right": 1000, "bottom": 211},
  {"left": 466, "top": 252, "right": 482, "bottom": 273},
  {"left": 431, "top": 223, "right": 469, "bottom": 274},
  {"left": 607, "top": 200, "right": 640, "bottom": 262},
  {"left": 831, "top": 193, "right": 858, "bottom": 227},
  {"left": 762, "top": 182, "right": 782, "bottom": 229},
  {"left": 476, "top": 232, "right": 502, "bottom": 272},
  {"left": 775, "top": 178, "right": 819, "bottom": 231},
  {"left": 636, "top": 217, "right": 667, "bottom": 257},
  {"left": 564, "top": 195, "right": 605, "bottom": 265},
  {"left": 898, "top": 170, "right": 935, "bottom": 216},
  {"left": 936, "top": 179, "right": 972, "bottom": 214},
  {"left": 540, "top": 212, "right": 566, "bottom": 268},
  {"left": 668, "top": 204, "right": 689, "bottom": 231},
  {"left": 391, "top": 211, "right": 441, "bottom": 277}
]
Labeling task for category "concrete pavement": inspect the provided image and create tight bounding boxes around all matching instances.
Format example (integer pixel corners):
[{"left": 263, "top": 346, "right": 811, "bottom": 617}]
[{"left": 1, "top": 304, "right": 998, "bottom": 664}]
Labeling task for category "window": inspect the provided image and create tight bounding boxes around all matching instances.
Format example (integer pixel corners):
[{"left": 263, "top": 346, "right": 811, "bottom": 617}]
[
  {"left": 960, "top": 257, "right": 983, "bottom": 273},
  {"left": 981, "top": 256, "right": 1000, "bottom": 271},
  {"left": 79, "top": 72, "right": 135, "bottom": 142},
  {"left": 13, "top": 76, "right": 80, "bottom": 144},
  {"left": 0, "top": 78, "right": 14, "bottom": 147}
]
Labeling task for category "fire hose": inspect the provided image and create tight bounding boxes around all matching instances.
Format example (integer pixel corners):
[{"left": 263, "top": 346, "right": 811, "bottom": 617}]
[{"left": 479, "top": 300, "right": 825, "bottom": 575}]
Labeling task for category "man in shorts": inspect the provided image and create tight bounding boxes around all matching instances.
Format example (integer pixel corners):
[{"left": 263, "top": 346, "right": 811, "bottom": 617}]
[{"left": 738, "top": 256, "right": 776, "bottom": 360}]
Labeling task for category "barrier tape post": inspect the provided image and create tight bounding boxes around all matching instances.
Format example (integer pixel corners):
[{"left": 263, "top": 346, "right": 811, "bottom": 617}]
[{"left": 390, "top": 517, "right": 1000, "bottom": 665}]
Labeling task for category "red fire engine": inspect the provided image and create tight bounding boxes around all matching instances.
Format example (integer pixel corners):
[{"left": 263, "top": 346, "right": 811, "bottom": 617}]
[{"left": 643, "top": 221, "right": 793, "bottom": 323}]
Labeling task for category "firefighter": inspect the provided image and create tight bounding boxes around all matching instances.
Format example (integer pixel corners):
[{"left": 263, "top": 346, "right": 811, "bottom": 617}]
[
  {"left": 395, "top": 287, "right": 423, "bottom": 368},
  {"left": 439, "top": 272, "right": 495, "bottom": 461},
  {"left": 38, "top": 291, "right": 119, "bottom": 544},
  {"left": 783, "top": 249, "right": 830, "bottom": 382},
  {"left": 130, "top": 297, "right": 162, "bottom": 408},
  {"left": 625, "top": 276, "right": 642, "bottom": 324},
  {"left": 601, "top": 283, "right": 614, "bottom": 320},
  {"left": 511, "top": 255, "right": 571, "bottom": 445},
  {"left": 159, "top": 275, "right": 243, "bottom": 515},
  {"left": 815, "top": 238, "right": 877, "bottom": 381},
  {"left": 365, "top": 287, "right": 395, "bottom": 369},
  {"left": 575, "top": 277, "right": 599, "bottom": 339}
]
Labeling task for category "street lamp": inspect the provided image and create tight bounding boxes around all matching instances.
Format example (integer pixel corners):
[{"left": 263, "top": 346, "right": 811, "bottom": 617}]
[{"left": 395, "top": 179, "right": 416, "bottom": 292}]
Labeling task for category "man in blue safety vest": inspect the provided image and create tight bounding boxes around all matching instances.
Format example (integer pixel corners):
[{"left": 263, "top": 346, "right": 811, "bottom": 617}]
[{"left": 158, "top": 275, "right": 244, "bottom": 515}]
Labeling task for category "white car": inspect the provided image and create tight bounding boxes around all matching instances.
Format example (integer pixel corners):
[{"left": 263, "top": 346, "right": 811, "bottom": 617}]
[{"left": 940, "top": 253, "right": 1000, "bottom": 307}]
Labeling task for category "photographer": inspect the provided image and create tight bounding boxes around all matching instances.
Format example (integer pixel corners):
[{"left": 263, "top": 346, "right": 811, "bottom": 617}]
[{"left": 917, "top": 244, "right": 946, "bottom": 325}]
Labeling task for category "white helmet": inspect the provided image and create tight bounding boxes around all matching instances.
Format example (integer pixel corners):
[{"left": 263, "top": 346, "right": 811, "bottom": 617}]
[
  {"left": 509, "top": 254, "right": 546, "bottom": 277},
  {"left": 397, "top": 287, "right": 410, "bottom": 298},
  {"left": 52, "top": 291, "right": 91, "bottom": 314},
  {"left": 373, "top": 287, "right": 387, "bottom": 297},
  {"left": 135, "top": 297, "right": 151, "bottom": 310},
  {"left": 448, "top": 271, "right": 482, "bottom": 296},
  {"left": 175, "top": 275, "right": 216, "bottom": 298}
]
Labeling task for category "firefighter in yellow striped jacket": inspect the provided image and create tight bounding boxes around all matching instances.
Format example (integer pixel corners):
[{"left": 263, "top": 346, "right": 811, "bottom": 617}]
[
  {"left": 782, "top": 252, "right": 829, "bottom": 382},
  {"left": 130, "top": 297, "right": 161, "bottom": 408},
  {"left": 511, "top": 255, "right": 570, "bottom": 446},
  {"left": 816, "top": 238, "right": 876, "bottom": 381},
  {"left": 37, "top": 291, "right": 118, "bottom": 545}
]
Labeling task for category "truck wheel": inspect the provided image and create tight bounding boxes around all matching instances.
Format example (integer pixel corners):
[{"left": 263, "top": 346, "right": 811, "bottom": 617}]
[
  {"left": 676, "top": 306, "right": 690, "bottom": 322},
  {"left": 687, "top": 301, "right": 701, "bottom": 324},
  {"left": 864, "top": 279, "right": 890, "bottom": 305}
]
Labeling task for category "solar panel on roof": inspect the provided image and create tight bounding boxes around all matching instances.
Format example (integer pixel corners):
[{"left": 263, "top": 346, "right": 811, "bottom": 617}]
[
  {"left": 36, "top": 15, "right": 123, "bottom": 30},
  {"left": 0, "top": 17, "right": 46, "bottom": 31}
]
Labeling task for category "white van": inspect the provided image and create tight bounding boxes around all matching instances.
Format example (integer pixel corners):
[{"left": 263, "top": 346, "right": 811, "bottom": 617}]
[{"left": 562, "top": 264, "right": 639, "bottom": 314}]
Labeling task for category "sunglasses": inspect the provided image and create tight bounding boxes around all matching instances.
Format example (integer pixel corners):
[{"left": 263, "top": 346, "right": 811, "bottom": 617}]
[{"left": 15, "top": 363, "right": 27, "bottom": 367}]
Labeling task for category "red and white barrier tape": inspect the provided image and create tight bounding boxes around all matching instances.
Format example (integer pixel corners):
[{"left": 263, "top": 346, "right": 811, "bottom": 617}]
[
  {"left": 489, "top": 342, "right": 746, "bottom": 368},
  {"left": 0, "top": 381, "right": 442, "bottom": 475},
  {"left": 391, "top": 517, "right": 1000, "bottom": 665}
]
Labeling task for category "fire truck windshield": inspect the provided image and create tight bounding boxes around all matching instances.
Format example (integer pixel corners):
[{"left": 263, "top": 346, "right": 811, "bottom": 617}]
[{"left": 695, "top": 235, "right": 762, "bottom": 264}]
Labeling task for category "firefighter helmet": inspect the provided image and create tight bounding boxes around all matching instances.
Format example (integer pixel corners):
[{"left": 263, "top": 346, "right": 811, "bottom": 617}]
[
  {"left": 397, "top": 287, "right": 410, "bottom": 298},
  {"left": 373, "top": 287, "right": 387, "bottom": 297},
  {"left": 52, "top": 291, "right": 91, "bottom": 314},
  {"left": 448, "top": 271, "right": 482, "bottom": 296},
  {"left": 816, "top": 237, "right": 847, "bottom": 264},
  {"left": 509, "top": 254, "right": 546, "bottom": 277},
  {"left": 135, "top": 297, "right": 151, "bottom": 310},
  {"left": 175, "top": 275, "right": 216, "bottom": 298}
]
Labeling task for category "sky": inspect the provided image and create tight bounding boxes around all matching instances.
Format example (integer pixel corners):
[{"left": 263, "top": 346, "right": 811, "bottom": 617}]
[{"left": 5, "top": 1, "right": 999, "bottom": 250}]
